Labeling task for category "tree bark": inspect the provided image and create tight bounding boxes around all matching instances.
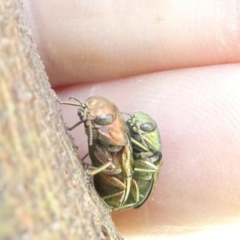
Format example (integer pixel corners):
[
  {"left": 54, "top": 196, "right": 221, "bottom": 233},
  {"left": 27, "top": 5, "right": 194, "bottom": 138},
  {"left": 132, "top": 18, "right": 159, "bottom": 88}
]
[{"left": 0, "top": 1, "right": 122, "bottom": 239}]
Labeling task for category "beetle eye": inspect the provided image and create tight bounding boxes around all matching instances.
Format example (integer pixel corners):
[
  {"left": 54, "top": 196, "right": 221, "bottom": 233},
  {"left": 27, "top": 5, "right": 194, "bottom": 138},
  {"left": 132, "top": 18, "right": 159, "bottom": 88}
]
[
  {"left": 94, "top": 114, "right": 114, "bottom": 125},
  {"left": 140, "top": 122, "right": 156, "bottom": 132}
]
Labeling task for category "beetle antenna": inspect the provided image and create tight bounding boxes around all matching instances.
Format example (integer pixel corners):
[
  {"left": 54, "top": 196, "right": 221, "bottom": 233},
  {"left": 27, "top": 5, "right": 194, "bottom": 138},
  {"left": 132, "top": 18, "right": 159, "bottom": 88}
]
[
  {"left": 69, "top": 97, "right": 84, "bottom": 106},
  {"left": 88, "top": 121, "right": 93, "bottom": 146},
  {"left": 60, "top": 97, "right": 85, "bottom": 107},
  {"left": 121, "top": 112, "right": 134, "bottom": 117}
]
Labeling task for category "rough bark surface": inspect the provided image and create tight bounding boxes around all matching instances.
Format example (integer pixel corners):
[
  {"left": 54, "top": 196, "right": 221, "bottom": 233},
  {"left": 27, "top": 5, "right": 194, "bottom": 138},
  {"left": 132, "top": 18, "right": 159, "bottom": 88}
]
[{"left": 0, "top": 1, "right": 122, "bottom": 239}]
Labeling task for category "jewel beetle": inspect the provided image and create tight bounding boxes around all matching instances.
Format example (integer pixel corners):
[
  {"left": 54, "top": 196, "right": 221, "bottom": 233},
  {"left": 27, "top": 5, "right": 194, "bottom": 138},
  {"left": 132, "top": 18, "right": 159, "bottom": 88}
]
[
  {"left": 124, "top": 112, "right": 162, "bottom": 208},
  {"left": 61, "top": 96, "right": 139, "bottom": 210}
]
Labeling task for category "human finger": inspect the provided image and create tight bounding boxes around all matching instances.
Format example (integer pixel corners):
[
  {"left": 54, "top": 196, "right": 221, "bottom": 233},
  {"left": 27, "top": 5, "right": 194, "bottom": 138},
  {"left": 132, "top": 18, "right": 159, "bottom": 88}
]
[
  {"left": 57, "top": 64, "right": 240, "bottom": 238},
  {"left": 24, "top": 0, "right": 240, "bottom": 86}
]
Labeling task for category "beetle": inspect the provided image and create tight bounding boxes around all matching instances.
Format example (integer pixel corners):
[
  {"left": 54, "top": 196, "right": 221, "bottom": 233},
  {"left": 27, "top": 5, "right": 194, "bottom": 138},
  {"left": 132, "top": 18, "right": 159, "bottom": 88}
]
[
  {"left": 60, "top": 96, "right": 139, "bottom": 210},
  {"left": 123, "top": 112, "right": 162, "bottom": 209}
]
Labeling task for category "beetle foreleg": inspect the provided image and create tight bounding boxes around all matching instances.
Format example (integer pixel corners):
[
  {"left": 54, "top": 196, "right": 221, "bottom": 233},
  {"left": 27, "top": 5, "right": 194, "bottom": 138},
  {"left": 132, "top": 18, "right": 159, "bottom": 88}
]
[
  {"left": 131, "top": 138, "right": 149, "bottom": 151},
  {"left": 112, "top": 179, "right": 140, "bottom": 211},
  {"left": 102, "top": 190, "right": 125, "bottom": 200},
  {"left": 134, "top": 168, "right": 156, "bottom": 173},
  {"left": 87, "top": 161, "right": 112, "bottom": 176},
  {"left": 67, "top": 120, "right": 83, "bottom": 131}
]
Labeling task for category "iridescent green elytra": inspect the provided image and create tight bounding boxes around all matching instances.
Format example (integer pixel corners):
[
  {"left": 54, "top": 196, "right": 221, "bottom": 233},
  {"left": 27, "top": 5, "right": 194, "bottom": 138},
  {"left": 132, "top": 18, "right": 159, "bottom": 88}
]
[{"left": 124, "top": 112, "right": 162, "bottom": 208}]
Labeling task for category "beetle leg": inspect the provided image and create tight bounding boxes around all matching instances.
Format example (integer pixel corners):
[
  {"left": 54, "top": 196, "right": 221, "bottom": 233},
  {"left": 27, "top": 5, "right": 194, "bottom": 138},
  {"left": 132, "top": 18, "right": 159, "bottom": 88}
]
[
  {"left": 131, "top": 137, "right": 149, "bottom": 151},
  {"left": 119, "top": 145, "right": 134, "bottom": 206},
  {"left": 92, "top": 144, "right": 123, "bottom": 175},
  {"left": 85, "top": 164, "right": 122, "bottom": 175},
  {"left": 120, "top": 177, "right": 131, "bottom": 207},
  {"left": 67, "top": 120, "right": 83, "bottom": 131},
  {"left": 131, "top": 179, "right": 139, "bottom": 203},
  {"left": 102, "top": 144, "right": 134, "bottom": 210},
  {"left": 132, "top": 160, "right": 159, "bottom": 181},
  {"left": 136, "top": 159, "right": 157, "bottom": 168},
  {"left": 100, "top": 168, "right": 122, "bottom": 175},
  {"left": 81, "top": 153, "right": 89, "bottom": 161},
  {"left": 87, "top": 161, "right": 112, "bottom": 176},
  {"left": 99, "top": 175, "right": 127, "bottom": 208},
  {"left": 112, "top": 179, "right": 140, "bottom": 211},
  {"left": 101, "top": 175, "right": 126, "bottom": 190},
  {"left": 135, "top": 151, "right": 154, "bottom": 159},
  {"left": 90, "top": 141, "right": 116, "bottom": 164},
  {"left": 134, "top": 168, "right": 156, "bottom": 173},
  {"left": 121, "top": 144, "right": 133, "bottom": 177},
  {"left": 93, "top": 146, "right": 112, "bottom": 165},
  {"left": 102, "top": 189, "right": 126, "bottom": 210},
  {"left": 134, "top": 159, "right": 158, "bottom": 170},
  {"left": 102, "top": 190, "right": 125, "bottom": 200}
]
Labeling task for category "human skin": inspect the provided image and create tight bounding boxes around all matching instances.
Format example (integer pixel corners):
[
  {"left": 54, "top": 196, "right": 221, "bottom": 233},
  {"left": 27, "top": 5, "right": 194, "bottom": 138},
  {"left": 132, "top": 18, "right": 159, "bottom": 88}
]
[{"left": 23, "top": 0, "right": 240, "bottom": 238}]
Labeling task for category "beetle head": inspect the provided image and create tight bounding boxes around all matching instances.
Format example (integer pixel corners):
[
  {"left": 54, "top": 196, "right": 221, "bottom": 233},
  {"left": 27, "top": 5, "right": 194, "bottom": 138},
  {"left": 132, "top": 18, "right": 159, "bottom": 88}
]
[
  {"left": 78, "top": 96, "right": 127, "bottom": 147},
  {"left": 127, "top": 112, "right": 161, "bottom": 161}
]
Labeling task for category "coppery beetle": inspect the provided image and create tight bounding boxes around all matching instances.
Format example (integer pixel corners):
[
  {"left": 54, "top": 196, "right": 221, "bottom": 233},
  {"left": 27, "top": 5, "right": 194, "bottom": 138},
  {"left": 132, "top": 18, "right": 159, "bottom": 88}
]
[
  {"left": 61, "top": 96, "right": 139, "bottom": 210},
  {"left": 123, "top": 112, "right": 162, "bottom": 208}
]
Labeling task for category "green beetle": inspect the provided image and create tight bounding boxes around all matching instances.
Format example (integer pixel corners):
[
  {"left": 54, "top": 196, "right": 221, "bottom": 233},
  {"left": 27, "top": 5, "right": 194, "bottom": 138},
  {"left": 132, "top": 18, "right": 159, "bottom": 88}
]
[
  {"left": 123, "top": 112, "right": 162, "bottom": 209},
  {"left": 61, "top": 96, "right": 139, "bottom": 210}
]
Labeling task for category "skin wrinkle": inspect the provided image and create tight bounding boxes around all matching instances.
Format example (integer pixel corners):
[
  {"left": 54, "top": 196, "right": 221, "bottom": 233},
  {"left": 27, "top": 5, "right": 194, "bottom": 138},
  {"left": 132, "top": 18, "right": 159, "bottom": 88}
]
[{"left": 224, "top": 0, "right": 240, "bottom": 41}]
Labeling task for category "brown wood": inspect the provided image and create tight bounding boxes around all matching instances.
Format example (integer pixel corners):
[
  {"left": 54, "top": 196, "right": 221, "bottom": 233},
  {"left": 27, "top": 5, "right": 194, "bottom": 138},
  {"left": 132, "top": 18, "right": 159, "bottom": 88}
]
[{"left": 0, "top": 0, "right": 122, "bottom": 239}]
